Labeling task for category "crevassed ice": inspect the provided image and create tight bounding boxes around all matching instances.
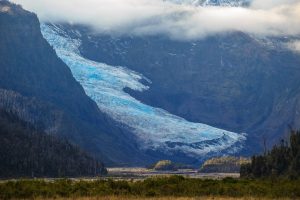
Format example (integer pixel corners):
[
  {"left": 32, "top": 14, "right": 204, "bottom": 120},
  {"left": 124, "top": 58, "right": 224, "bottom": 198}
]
[{"left": 41, "top": 24, "right": 246, "bottom": 156}]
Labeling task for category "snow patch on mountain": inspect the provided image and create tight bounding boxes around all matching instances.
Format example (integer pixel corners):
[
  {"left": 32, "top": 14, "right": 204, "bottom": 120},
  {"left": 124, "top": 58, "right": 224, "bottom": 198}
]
[{"left": 41, "top": 24, "right": 246, "bottom": 157}]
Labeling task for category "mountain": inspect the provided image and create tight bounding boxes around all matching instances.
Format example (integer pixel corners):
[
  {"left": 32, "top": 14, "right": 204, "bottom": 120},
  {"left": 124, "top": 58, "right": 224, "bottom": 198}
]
[
  {"left": 0, "top": 109, "right": 107, "bottom": 178},
  {"left": 55, "top": 22, "right": 300, "bottom": 156},
  {"left": 0, "top": 1, "right": 247, "bottom": 167},
  {"left": 2, "top": 0, "right": 300, "bottom": 167},
  {"left": 0, "top": 1, "right": 154, "bottom": 166}
]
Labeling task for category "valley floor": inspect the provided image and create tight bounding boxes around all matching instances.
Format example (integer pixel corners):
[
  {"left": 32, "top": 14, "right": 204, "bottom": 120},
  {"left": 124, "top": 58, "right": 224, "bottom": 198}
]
[{"left": 106, "top": 168, "right": 239, "bottom": 180}]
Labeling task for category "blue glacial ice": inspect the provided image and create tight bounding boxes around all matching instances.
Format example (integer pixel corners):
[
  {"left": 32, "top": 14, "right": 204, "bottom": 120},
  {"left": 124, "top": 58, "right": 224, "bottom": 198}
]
[{"left": 41, "top": 24, "right": 246, "bottom": 156}]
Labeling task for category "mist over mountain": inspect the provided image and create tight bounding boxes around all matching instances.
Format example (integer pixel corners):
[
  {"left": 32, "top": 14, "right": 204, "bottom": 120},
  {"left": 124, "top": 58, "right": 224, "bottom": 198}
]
[
  {"left": 168, "top": 0, "right": 251, "bottom": 6},
  {"left": 11, "top": 0, "right": 300, "bottom": 40}
]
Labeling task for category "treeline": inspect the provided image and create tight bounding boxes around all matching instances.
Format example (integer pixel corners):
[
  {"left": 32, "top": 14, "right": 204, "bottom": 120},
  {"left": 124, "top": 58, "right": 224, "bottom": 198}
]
[
  {"left": 241, "top": 130, "right": 300, "bottom": 179},
  {"left": 0, "top": 110, "right": 107, "bottom": 178},
  {"left": 1, "top": 177, "right": 300, "bottom": 199}
]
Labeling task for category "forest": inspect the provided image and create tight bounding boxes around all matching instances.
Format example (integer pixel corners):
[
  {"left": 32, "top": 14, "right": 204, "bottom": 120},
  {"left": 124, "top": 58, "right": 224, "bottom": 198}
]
[
  {"left": 241, "top": 130, "right": 300, "bottom": 179},
  {"left": 0, "top": 109, "right": 107, "bottom": 178}
]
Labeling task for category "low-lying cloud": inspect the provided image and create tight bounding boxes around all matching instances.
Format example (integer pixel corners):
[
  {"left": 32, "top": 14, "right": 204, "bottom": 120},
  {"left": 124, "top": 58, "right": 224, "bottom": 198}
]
[
  {"left": 287, "top": 40, "right": 300, "bottom": 52},
  {"left": 11, "top": 0, "right": 300, "bottom": 40}
]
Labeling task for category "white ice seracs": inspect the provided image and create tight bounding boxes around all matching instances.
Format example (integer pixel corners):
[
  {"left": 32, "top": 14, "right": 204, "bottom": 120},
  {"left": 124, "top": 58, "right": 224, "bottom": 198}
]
[{"left": 41, "top": 24, "right": 246, "bottom": 157}]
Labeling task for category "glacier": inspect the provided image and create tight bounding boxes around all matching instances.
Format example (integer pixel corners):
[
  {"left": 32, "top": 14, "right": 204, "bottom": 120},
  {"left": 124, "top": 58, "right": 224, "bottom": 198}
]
[{"left": 41, "top": 24, "right": 246, "bottom": 157}]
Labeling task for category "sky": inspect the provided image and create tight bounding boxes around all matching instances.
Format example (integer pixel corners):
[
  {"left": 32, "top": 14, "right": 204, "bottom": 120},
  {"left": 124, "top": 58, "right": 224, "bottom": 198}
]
[{"left": 11, "top": 0, "right": 300, "bottom": 40}]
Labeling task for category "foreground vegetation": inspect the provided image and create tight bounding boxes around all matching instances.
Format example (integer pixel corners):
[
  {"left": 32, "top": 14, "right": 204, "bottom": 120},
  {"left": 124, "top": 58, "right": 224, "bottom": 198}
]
[
  {"left": 1, "top": 176, "right": 300, "bottom": 199},
  {"left": 31, "top": 197, "right": 298, "bottom": 200}
]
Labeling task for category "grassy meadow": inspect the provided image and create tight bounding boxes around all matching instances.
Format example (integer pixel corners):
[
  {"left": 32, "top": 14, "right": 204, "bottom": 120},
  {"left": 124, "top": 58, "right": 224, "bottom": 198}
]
[{"left": 1, "top": 176, "right": 300, "bottom": 200}]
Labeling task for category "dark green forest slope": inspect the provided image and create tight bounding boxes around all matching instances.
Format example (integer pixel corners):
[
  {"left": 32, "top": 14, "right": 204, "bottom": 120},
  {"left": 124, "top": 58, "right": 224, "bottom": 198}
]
[{"left": 0, "top": 109, "right": 107, "bottom": 178}]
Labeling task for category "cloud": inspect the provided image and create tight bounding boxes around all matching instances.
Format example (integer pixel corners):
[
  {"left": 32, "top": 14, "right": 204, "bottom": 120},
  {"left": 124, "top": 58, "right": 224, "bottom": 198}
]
[
  {"left": 10, "top": 0, "right": 300, "bottom": 40},
  {"left": 286, "top": 40, "right": 300, "bottom": 53},
  {"left": 250, "top": 0, "right": 299, "bottom": 9}
]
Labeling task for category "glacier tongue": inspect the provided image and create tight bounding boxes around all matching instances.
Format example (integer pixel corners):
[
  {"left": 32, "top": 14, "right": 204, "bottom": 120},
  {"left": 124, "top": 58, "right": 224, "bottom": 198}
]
[{"left": 41, "top": 24, "right": 246, "bottom": 157}]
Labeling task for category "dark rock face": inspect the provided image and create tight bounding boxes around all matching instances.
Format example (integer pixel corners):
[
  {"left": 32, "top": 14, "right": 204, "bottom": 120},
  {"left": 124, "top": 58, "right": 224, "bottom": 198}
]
[
  {"left": 75, "top": 27, "right": 300, "bottom": 153},
  {"left": 0, "top": 1, "right": 153, "bottom": 166}
]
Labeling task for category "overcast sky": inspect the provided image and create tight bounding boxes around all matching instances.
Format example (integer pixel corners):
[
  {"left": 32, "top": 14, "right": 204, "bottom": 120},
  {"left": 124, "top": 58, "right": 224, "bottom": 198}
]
[{"left": 11, "top": 0, "right": 300, "bottom": 40}]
